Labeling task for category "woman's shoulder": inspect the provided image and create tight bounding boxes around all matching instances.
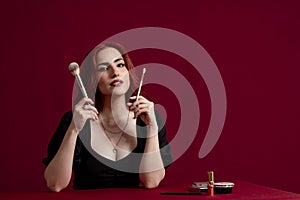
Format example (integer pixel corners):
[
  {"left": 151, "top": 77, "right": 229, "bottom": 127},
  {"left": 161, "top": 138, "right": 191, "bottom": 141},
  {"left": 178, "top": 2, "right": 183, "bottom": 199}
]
[
  {"left": 51, "top": 110, "right": 73, "bottom": 136},
  {"left": 62, "top": 110, "right": 73, "bottom": 120},
  {"left": 57, "top": 110, "right": 73, "bottom": 125}
]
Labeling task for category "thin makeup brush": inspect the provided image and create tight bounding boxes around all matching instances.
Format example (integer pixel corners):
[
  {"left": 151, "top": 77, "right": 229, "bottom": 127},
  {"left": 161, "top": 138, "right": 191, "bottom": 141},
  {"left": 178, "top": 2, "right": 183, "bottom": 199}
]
[{"left": 136, "top": 68, "right": 146, "bottom": 102}]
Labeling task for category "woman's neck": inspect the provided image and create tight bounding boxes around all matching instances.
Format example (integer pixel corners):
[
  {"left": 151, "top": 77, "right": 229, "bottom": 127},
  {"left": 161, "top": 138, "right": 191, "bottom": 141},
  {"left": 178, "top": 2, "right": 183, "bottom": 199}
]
[{"left": 101, "top": 94, "right": 129, "bottom": 118}]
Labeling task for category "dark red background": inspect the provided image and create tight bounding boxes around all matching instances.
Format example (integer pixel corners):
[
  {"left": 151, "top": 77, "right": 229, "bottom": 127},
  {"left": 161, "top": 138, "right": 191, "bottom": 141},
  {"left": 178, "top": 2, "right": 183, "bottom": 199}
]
[{"left": 1, "top": 0, "right": 299, "bottom": 194}]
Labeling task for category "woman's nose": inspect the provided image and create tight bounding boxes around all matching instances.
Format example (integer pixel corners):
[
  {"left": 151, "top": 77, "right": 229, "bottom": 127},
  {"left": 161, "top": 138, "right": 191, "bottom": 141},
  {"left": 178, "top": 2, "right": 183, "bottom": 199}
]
[{"left": 110, "top": 64, "right": 120, "bottom": 77}]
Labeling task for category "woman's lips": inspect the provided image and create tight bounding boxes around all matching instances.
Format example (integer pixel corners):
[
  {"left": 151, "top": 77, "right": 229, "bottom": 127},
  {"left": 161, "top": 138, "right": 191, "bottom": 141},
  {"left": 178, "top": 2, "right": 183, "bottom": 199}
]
[{"left": 110, "top": 79, "right": 123, "bottom": 87}]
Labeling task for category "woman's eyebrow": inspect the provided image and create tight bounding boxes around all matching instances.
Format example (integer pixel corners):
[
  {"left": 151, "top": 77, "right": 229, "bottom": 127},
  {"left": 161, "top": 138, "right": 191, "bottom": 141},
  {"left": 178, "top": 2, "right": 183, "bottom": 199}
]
[
  {"left": 114, "top": 57, "right": 124, "bottom": 63},
  {"left": 97, "top": 57, "right": 124, "bottom": 67},
  {"left": 97, "top": 62, "right": 109, "bottom": 67}
]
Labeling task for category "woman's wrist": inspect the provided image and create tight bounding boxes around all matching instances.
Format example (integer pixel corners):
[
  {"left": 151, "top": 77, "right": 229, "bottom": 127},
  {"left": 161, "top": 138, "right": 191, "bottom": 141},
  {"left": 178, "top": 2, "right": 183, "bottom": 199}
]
[
  {"left": 147, "top": 124, "right": 159, "bottom": 138},
  {"left": 68, "top": 120, "right": 81, "bottom": 136}
]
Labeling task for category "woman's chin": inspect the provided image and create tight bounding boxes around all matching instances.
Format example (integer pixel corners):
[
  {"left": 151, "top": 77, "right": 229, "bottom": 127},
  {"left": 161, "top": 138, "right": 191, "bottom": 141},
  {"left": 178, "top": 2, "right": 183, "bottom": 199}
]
[{"left": 111, "top": 86, "right": 129, "bottom": 97}]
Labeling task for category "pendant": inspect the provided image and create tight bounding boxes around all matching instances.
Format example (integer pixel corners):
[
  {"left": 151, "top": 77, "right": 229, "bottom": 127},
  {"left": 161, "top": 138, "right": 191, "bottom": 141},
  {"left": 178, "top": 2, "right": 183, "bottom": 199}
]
[{"left": 113, "top": 148, "right": 117, "bottom": 153}]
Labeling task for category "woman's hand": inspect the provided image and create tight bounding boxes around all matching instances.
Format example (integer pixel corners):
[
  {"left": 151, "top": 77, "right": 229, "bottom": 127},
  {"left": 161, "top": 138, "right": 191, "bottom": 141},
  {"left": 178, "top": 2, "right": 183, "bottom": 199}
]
[
  {"left": 72, "top": 98, "right": 98, "bottom": 133},
  {"left": 128, "top": 96, "right": 157, "bottom": 127}
]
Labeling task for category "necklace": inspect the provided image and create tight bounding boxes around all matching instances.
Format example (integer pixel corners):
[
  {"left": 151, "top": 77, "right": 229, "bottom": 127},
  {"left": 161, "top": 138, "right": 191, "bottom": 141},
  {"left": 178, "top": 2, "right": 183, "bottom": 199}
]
[{"left": 99, "top": 111, "right": 130, "bottom": 155}]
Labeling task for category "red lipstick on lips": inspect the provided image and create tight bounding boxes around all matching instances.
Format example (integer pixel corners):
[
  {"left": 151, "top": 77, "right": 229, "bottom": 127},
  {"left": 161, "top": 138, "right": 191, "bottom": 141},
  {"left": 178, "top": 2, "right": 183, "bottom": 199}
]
[{"left": 110, "top": 78, "right": 123, "bottom": 87}]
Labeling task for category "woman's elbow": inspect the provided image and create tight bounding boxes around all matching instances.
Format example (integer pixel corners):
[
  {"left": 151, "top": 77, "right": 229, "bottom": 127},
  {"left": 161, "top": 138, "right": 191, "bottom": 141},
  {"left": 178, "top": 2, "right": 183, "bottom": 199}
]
[
  {"left": 140, "top": 174, "right": 165, "bottom": 189},
  {"left": 44, "top": 171, "right": 69, "bottom": 192},
  {"left": 47, "top": 182, "right": 67, "bottom": 192},
  {"left": 45, "top": 176, "right": 68, "bottom": 192},
  {"left": 143, "top": 179, "right": 161, "bottom": 189}
]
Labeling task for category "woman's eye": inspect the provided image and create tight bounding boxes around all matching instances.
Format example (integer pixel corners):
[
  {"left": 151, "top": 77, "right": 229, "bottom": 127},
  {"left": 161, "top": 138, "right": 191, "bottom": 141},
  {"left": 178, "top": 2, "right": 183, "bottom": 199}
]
[
  {"left": 97, "top": 67, "right": 108, "bottom": 72},
  {"left": 117, "top": 63, "right": 125, "bottom": 68}
]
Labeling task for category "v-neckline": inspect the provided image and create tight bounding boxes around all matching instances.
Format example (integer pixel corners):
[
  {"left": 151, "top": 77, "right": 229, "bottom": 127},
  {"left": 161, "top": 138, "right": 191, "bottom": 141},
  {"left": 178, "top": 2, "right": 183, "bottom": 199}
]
[{"left": 89, "top": 119, "right": 138, "bottom": 162}]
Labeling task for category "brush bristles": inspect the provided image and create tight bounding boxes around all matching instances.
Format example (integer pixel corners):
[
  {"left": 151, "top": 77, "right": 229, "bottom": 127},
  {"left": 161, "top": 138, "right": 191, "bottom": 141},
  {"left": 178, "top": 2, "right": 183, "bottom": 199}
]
[{"left": 69, "top": 62, "right": 80, "bottom": 76}]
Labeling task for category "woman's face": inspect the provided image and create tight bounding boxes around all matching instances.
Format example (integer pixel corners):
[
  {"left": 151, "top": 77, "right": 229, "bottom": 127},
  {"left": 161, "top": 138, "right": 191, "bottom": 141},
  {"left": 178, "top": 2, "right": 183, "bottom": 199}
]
[{"left": 95, "top": 47, "right": 130, "bottom": 96}]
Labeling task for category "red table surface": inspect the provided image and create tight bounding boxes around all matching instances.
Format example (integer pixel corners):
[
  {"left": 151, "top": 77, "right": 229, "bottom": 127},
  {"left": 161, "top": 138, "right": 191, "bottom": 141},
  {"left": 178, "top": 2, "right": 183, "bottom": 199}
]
[{"left": 0, "top": 180, "right": 300, "bottom": 200}]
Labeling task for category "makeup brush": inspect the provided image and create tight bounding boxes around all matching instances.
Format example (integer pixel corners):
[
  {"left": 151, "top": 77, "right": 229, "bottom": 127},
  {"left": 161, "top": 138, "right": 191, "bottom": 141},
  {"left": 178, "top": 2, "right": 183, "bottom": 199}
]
[
  {"left": 68, "top": 62, "right": 88, "bottom": 98},
  {"left": 136, "top": 68, "right": 146, "bottom": 102}
]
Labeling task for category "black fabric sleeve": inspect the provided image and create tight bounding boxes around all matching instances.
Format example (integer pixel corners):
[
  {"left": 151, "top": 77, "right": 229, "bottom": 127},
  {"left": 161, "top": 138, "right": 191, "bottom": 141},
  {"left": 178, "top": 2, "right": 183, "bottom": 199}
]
[{"left": 42, "top": 111, "right": 80, "bottom": 166}]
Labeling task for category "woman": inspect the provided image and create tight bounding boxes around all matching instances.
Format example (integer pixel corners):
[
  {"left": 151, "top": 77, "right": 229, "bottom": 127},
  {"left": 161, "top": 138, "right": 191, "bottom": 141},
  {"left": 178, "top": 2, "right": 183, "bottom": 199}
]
[{"left": 42, "top": 42, "right": 172, "bottom": 192}]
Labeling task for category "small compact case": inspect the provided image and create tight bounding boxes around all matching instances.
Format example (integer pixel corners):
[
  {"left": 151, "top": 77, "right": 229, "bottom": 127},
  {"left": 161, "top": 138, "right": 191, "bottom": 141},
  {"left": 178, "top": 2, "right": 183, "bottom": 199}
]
[{"left": 192, "top": 182, "right": 235, "bottom": 194}]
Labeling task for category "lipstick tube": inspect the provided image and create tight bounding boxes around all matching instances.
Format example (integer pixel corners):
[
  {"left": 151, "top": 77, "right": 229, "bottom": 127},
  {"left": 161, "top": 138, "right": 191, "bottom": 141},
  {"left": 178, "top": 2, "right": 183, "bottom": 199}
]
[{"left": 207, "top": 171, "right": 214, "bottom": 196}]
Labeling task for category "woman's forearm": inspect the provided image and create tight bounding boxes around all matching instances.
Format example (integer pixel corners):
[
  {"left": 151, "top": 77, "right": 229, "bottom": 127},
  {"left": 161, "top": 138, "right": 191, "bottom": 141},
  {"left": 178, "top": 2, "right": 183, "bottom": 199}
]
[
  {"left": 139, "top": 125, "right": 165, "bottom": 189},
  {"left": 44, "top": 122, "right": 79, "bottom": 192}
]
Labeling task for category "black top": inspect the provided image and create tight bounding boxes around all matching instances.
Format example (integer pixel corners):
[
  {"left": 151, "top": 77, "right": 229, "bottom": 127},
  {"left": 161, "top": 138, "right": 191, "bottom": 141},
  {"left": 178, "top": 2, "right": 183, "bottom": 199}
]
[{"left": 42, "top": 111, "right": 172, "bottom": 190}]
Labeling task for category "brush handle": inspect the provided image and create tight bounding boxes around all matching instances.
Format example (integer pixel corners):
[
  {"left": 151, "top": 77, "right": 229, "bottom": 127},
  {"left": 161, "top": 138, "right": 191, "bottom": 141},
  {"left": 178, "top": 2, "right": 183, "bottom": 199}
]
[
  {"left": 136, "top": 68, "right": 146, "bottom": 101},
  {"left": 75, "top": 74, "right": 88, "bottom": 98}
]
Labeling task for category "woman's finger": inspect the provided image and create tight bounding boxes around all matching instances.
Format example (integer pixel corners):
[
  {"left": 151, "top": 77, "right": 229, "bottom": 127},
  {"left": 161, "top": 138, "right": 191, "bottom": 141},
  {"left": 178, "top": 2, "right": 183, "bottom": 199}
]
[
  {"left": 84, "top": 111, "right": 99, "bottom": 121},
  {"left": 76, "top": 98, "right": 94, "bottom": 108},
  {"left": 129, "top": 96, "right": 136, "bottom": 100},
  {"left": 129, "top": 95, "right": 148, "bottom": 102},
  {"left": 82, "top": 104, "right": 99, "bottom": 115},
  {"left": 131, "top": 99, "right": 149, "bottom": 109},
  {"left": 133, "top": 103, "right": 148, "bottom": 110},
  {"left": 135, "top": 107, "right": 150, "bottom": 116}
]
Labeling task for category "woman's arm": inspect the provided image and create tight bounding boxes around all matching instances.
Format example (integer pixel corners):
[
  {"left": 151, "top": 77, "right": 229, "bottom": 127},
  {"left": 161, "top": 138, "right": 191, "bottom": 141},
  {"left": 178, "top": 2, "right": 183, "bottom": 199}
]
[
  {"left": 128, "top": 96, "right": 166, "bottom": 188},
  {"left": 44, "top": 98, "right": 98, "bottom": 192},
  {"left": 44, "top": 122, "right": 78, "bottom": 192},
  {"left": 139, "top": 125, "right": 166, "bottom": 189}
]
